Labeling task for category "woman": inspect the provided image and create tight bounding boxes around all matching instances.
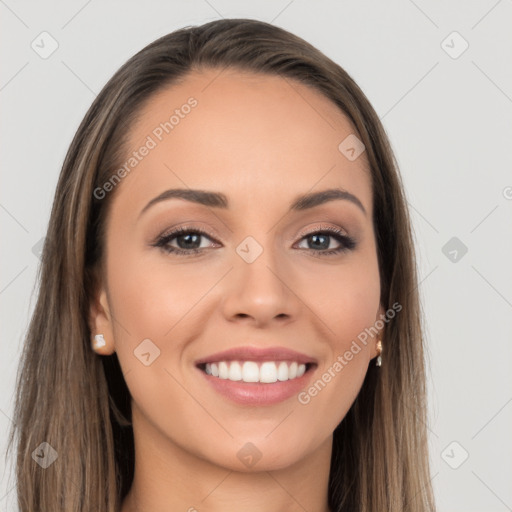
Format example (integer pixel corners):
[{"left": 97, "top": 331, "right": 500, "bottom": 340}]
[{"left": 8, "top": 18, "right": 436, "bottom": 512}]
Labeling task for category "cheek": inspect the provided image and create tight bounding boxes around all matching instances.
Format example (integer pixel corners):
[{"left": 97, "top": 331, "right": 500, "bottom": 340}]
[
  {"left": 295, "top": 255, "right": 380, "bottom": 419},
  {"left": 300, "top": 251, "right": 381, "bottom": 344},
  {"left": 107, "top": 245, "right": 222, "bottom": 341},
  {"left": 330, "top": 272, "right": 380, "bottom": 347},
  {"left": 104, "top": 246, "right": 221, "bottom": 431},
  {"left": 105, "top": 242, "right": 232, "bottom": 401}
]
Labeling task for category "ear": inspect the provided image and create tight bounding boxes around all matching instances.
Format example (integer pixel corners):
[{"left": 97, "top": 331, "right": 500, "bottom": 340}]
[{"left": 88, "top": 275, "right": 116, "bottom": 356}]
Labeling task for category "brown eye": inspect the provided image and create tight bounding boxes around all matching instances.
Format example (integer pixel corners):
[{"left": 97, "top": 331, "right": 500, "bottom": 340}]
[{"left": 153, "top": 227, "right": 219, "bottom": 255}]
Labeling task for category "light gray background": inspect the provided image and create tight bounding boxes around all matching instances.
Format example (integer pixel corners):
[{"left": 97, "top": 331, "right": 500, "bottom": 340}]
[{"left": 1, "top": 1, "right": 511, "bottom": 511}]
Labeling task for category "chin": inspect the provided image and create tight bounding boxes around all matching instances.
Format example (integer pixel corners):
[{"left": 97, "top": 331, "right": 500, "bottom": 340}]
[{"left": 206, "top": 433, "right": 321, "bottom": 473}]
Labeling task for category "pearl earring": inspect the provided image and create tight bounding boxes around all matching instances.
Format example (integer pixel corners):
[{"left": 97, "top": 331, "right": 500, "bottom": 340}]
[
  {"left": 93, "top": 334, "right": 106, "bottom": 351},
  {"left": 376, "top": 339, "right": 382, "bottom": 367}
]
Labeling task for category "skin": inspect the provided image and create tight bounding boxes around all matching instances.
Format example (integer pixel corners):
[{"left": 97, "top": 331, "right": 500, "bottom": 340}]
[{"left": 90, "top": 68, "right": 384, "bottom": 512}]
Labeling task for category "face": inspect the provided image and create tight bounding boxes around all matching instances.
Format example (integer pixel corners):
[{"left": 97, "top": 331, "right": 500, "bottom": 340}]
[{"left": 90, "top": 68, "right": 383, "bottom": 472}]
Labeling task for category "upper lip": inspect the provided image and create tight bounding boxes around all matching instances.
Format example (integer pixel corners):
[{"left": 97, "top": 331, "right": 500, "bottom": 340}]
[{"left": 195, "top": 346, "right": 317, "bottom": 366}]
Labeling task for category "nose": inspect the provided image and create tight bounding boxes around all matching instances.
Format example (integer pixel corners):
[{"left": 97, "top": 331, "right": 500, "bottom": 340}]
[{"left": 220, "top": 244, "right": 301, "bottom": 327}]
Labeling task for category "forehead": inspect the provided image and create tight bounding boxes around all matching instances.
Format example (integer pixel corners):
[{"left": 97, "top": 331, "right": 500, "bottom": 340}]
[{"left": 118, "top": 68, "right": 372, "bottom": 217}]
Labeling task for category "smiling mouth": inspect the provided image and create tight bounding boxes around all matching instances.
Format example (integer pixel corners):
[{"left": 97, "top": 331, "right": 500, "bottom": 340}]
[{"left": 197, "top": 360, "right": 316, "bottom": 383}]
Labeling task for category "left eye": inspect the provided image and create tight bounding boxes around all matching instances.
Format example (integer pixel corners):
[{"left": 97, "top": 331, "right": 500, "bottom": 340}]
[{"left": 295, "top": 230, "right": 356, "bottom": 254}]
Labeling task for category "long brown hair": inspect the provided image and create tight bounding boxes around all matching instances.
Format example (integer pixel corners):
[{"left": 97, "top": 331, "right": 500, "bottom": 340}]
[{"left": 7, "top": 18, "right": 436, "bottom": 511}]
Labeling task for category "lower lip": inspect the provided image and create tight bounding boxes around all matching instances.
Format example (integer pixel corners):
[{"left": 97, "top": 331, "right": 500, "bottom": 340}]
[{"left": 197, "top": 365, "right": 316, "bottom": 406}]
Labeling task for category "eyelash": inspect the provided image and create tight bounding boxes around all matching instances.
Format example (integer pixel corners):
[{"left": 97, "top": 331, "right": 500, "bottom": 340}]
[{"left": 152, "top": 225, "right": 356, "bottom": 257}]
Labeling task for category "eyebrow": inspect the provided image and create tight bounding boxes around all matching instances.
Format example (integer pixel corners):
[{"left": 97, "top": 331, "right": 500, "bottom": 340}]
[{"left": 139, "top": 187, "right": 367, "bottom": 218}]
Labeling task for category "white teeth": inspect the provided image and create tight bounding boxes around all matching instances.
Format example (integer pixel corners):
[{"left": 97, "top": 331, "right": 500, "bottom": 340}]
[
  {"left": 260, "top": 362, "right": 277, "bottom": 383},
  {"left": 242, "top": 361, "right": 259, "bottom": 382},
  {"left": 218, "top": 361, "right": 229, "bottom": 379},
  {"left": 277, "top": 361, "right": 288, "bottom": 381},
  {"left": 228, "top": 361, "right": 242, "bottom": 381},
  {"left": 203, "top": 361, "right": 308, "bottom": 383}
]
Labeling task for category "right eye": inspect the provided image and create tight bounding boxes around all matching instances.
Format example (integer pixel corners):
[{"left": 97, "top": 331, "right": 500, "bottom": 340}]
[{"left": 153, "top": 227, "right": 221, "bottom": 256}]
